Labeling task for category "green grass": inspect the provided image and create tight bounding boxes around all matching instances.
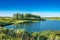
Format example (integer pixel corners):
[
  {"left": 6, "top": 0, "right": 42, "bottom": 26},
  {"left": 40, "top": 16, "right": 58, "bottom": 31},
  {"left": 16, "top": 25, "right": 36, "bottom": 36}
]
[{"left": 0, "top": 27, "right": 60, "bottom": 40}]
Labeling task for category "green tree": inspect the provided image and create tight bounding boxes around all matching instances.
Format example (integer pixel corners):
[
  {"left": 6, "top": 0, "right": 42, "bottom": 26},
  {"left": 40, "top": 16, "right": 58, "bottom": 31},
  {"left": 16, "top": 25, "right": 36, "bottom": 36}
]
[
  {"left": 13, "top": 13, "right": 24, "bottom": 20},
  {"left": 25, "top": 13, "right": 41, "bottom": 19}
]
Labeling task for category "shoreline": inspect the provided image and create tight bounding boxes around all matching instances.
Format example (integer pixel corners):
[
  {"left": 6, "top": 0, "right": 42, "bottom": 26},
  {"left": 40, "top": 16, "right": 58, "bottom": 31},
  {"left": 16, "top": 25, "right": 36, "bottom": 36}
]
[{"left": 0, "top": 20, "right": 40, "bottom": 27}]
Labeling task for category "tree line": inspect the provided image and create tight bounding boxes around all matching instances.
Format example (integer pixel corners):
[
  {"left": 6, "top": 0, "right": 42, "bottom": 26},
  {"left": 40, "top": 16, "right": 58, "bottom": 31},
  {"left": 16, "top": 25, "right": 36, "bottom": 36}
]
[{"left": 13, "top": 13, "right": 41, "bottom": 20}]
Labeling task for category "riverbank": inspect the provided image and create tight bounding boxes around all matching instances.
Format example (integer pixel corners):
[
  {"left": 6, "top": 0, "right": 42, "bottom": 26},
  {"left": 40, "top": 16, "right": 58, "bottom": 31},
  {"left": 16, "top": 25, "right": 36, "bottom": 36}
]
[
  {"left": 46, "top": 18, "right": 60, "bottom": 20},
  {"left": 47, "top": 19, "right": 60, "bottom": 20},
  {"left": 0, "top": 22, "right": 13, "bottom": 26},
  {"left": 0, "top": 27, "right": 60, "bottom": 40},
  {"left": 12, "top": 20, "right": 40, "bottom": 24},
  {"left": 0, "top": 20, "right": 40, "bottom": 26}
]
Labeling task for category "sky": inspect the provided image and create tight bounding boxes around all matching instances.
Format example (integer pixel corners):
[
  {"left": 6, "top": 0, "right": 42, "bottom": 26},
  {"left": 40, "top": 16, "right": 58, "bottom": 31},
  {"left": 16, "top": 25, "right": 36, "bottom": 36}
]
[{"left": 0, "top": 0, "right": 60, "bottom": 17}]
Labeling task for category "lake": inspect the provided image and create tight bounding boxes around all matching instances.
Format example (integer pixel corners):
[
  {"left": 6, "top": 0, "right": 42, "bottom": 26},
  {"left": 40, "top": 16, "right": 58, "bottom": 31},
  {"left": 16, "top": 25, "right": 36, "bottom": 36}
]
[{"left": 4, "top": 20, "right": 60, "bottom": 32}]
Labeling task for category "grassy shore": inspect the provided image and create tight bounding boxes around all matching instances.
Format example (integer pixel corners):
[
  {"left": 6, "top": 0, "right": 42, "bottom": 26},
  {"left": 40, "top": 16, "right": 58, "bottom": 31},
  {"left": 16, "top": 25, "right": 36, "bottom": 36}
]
[
  {"left": 12, "top": 20, "right": 39, "bottom": 24},
  {"left": 46, "top": 18, "right": 60, "bottom": 20},
  {"left": 0, "top": 19, "right": 40, "bottom": 26},
  {"left": 47, "top": 19, "right": 60, "bottom": 20},
  {"left": 0, "top": 27, "right": 60, "bottom": 40}
]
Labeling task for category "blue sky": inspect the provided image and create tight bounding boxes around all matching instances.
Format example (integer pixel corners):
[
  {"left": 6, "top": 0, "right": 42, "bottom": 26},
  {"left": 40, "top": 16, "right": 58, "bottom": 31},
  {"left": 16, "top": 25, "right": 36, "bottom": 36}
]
[{"left": 0, "top": 0, "right": 60, "bottom": 17}]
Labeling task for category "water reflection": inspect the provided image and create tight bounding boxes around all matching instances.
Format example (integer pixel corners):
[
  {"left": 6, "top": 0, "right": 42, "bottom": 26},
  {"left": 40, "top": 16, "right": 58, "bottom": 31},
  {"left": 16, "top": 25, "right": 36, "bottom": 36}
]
[{"left": 4, "top": 20, "right": 60, "bottom": 32}]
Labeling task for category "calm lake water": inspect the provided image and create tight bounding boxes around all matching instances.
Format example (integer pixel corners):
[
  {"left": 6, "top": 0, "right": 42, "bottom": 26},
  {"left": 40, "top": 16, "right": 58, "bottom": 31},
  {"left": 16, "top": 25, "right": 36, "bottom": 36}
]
[{"left": 4, "top": 20, "right": 60, "bottom": 32}]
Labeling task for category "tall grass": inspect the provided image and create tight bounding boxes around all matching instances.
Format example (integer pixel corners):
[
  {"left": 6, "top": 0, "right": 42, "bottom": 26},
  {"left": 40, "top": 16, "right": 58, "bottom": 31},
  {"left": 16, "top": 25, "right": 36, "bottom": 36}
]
[{"left": 0, "top": 27, "right": 60, "bottom": 40}]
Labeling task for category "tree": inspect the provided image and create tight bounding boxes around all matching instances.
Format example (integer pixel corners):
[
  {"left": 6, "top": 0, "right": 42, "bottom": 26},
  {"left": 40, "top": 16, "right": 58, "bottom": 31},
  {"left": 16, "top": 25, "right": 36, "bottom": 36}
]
[
  {"left": 13, "top": 13, "right": 24, "bottom": 20},
  {"left": 13, "top": 13, "right": 41, "bottom": 20},
  {"left": 25, "top": 13, "right": 41, "bottom": 19}
]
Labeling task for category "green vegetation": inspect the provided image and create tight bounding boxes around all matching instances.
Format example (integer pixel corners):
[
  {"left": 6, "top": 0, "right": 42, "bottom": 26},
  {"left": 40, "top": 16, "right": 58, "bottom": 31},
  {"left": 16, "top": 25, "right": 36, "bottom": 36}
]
[
  {"left": 0, "top": 27, "right": 60, "bottom": 40},
  {"left": 0, "top": 13, "right": 44, "bottom": 26},
  {"left": 13, "top": 13, "right": 41, "bottom": 20},
  {"left": 0, "top": 13, "right": 48, "bottom": 40},
  {"left": 0, "top": 17, "right": 13, "bottom": 26},
  {"left": 44, "top": 17, "right": 60, "bottom": 20}
]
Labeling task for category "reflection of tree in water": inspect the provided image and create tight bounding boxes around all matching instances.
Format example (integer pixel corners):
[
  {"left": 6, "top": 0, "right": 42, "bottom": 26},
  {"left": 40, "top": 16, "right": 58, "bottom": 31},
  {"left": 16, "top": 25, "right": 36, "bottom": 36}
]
[
  {"left": 24, "top": 22, "right": 41, "bottom": 32},
  {"left": 10, "top": 22, "right": 41, "bottom": 32},
  {"left": 13, "top": 22, "right": 33, "bottom": 30},
  {"left": 13, "top": 24, "right": 24, "bottom": 30}
]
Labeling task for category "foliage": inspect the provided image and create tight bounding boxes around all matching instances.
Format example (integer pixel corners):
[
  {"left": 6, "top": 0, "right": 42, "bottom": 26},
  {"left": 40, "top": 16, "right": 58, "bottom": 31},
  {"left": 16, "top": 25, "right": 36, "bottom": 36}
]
[
  {"left": 0, "top": 27, "right": 60, "bottom": 40},
  {"left": 13, "top": 13, "right": 41, "bottom": 20}
]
